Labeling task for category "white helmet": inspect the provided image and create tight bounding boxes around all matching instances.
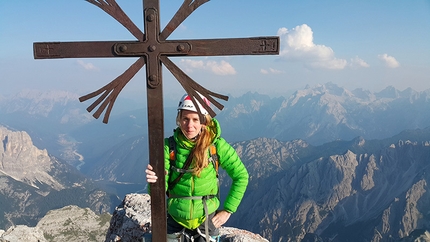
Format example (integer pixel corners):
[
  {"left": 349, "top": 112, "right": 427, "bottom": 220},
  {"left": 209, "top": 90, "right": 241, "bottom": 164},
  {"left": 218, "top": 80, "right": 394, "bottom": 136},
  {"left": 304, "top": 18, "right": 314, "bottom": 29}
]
[{"left": 177, "top": 93, "right": 210, "bottom": 115}]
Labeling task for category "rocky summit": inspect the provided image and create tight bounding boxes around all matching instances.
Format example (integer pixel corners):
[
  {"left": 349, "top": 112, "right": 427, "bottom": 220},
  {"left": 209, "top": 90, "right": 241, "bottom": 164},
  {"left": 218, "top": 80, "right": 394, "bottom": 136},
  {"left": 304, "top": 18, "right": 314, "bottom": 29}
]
[
  {"left": 0, "top": 194, "right": 269, "bottom": 242},
  {"left": 106, "top": 193, "right": 269, "bottom": 242}
]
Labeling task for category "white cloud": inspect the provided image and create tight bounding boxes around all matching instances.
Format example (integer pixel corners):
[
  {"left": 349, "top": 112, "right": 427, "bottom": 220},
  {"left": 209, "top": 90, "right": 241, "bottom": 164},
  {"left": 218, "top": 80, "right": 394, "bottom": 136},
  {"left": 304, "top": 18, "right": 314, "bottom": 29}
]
[
  {"left": 180, "top": 59, "right": 236, "bottom": 75},
  {"left": 350, "top": 56, "right": 370, "bottom": 68},
  {"left": 277, "top": 24, "right": 347, "bottom": 70},
  {"left": 77, "top": 60, "right": 99, "bottom": 71},
  {"left": 260, "top": 68, "right": 283, "bottom": 74},
  {"left": 378, "top": 53, "right": 400, "bottom": 68},
  {"left": 181, "top": 59, "right": 204, "bottom": 70}
]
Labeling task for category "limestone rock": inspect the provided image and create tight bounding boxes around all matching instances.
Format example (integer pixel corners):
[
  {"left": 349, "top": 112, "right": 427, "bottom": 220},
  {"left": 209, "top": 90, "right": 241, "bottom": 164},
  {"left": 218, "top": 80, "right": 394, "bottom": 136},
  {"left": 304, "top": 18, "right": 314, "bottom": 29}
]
[
  {"left": 0, "top": 205, "right": 111, "bottom": 242},
  {"left": 399, "top": 229, "right": 430, "bottom": 242},
  {"left": 219, "top": 227, "right": 268, "bottom": 242},
  {"left": 0, "top": 225, "right": 46, "bottom": 242},
  {"left": 0, "top": 126, "right": 62, "bottom": 190},
  {"left": 37, "top": 205, "right": 111, "bottom": 242},
  {"left": 105, "top": 193, "right": 152, "bottom": 242}
]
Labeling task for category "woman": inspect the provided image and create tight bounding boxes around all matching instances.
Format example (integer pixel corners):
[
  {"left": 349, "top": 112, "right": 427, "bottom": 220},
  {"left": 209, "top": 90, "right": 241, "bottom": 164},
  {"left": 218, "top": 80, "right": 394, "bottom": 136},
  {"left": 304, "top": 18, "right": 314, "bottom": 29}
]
[{"left": 146, "top": 93, "right": 249, "bottom": 241}]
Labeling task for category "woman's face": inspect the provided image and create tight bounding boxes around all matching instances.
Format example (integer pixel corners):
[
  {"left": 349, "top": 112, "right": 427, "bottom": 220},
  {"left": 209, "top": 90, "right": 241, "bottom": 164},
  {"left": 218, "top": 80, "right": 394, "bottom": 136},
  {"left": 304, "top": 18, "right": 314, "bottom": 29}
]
[{"left": 179, "top": 110, "right": 203, "bottom": 139}]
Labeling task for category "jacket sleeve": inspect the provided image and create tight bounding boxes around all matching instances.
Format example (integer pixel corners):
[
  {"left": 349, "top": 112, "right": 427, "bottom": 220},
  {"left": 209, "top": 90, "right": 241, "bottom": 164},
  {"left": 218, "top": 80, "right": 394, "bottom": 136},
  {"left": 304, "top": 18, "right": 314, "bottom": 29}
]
[{"left": 216, "top": 137, "right": 249, "bottom": 213}]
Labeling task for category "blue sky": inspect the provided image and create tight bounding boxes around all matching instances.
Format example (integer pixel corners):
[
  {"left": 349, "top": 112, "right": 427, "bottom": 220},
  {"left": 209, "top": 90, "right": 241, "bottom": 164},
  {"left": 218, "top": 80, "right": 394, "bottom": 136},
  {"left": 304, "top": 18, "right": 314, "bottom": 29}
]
[{"left": 1, "top": 0, "right": 430, "bottom": 103}]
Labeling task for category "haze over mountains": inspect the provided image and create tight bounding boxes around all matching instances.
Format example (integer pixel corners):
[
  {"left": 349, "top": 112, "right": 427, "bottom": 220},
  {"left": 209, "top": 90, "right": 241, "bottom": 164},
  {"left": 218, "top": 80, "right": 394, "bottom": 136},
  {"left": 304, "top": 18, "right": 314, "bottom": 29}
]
[
  {"left": 2, "top": 83, "right": 428, "bottom": 157},
  {"left": 218, "top": 83, "right": 430, "bottom": 144},
  {"left": 1, "top": 83, "right": 430, "bottom": 241}
]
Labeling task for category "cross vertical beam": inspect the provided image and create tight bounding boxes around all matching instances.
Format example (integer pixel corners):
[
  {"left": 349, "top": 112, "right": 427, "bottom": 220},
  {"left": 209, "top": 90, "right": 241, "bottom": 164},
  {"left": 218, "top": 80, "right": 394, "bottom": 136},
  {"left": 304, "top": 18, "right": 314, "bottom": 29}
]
[{"left": 142, "top": 0, "right": 167, "bottom": 240}]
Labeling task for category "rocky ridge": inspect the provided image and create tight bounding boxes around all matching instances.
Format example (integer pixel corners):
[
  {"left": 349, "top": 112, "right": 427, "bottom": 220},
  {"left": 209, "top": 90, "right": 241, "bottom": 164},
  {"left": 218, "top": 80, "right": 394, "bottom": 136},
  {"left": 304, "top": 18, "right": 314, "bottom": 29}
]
[
  {"left": 227, "top": 131, "right": 430, "bottom": 241},
  {"left": 0, "top": 126, "right": 62, "bottom": 190}
]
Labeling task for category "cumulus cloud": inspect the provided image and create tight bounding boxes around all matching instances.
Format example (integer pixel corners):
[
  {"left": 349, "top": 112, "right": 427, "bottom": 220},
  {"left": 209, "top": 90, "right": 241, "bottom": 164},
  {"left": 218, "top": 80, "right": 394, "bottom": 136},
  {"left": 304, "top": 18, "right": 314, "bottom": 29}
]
[
  {"left": 350, "top": 56, "right": 370, "bottom": 68},
  {"left": 77, "top": 60, "right": 99, "bottom": 71},
  {"left": 180, "top": 59, "right": 236, "bottom": 75},
  {"left": 277, "top": 24, "right": 347, "bottom": 70},
  {"left": 260, "top": 68, "right": 284, "bottom": 74},
  {"left": 378, "top": 53, "right": 400, "bottom": 68}
]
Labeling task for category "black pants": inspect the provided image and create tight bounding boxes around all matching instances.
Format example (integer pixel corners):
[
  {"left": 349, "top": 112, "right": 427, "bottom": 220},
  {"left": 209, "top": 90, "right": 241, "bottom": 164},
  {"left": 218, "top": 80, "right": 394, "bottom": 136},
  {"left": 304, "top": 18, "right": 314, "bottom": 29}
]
[{"left": 167, "top": 213, "right": 219, "bottom": 241}]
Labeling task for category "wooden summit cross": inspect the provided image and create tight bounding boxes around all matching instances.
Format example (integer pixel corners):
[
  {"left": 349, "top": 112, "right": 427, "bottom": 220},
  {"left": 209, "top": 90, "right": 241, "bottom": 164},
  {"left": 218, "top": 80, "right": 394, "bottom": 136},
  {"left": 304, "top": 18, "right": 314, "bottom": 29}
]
[{"left": 33, "top": 0, "right": 279, "bottom": 240}]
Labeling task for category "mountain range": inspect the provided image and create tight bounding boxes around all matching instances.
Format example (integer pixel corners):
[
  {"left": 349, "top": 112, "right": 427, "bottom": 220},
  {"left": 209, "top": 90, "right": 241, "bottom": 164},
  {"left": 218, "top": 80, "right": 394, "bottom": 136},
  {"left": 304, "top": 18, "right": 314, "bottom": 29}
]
[
  {"left": 61, "top": 83, "right": 430, "bottom": 184},
  {"left": 218, "top": 83, "right": 430, "bottom": 145},
  {"left": 225, "top": 129, "right": 430, "bottom": 241},
  {"left": 2, "top": 83, "right": 429, "bottom": 159},
  {"left": 1, "top": 83, "right": 430, "bottom": 241}
]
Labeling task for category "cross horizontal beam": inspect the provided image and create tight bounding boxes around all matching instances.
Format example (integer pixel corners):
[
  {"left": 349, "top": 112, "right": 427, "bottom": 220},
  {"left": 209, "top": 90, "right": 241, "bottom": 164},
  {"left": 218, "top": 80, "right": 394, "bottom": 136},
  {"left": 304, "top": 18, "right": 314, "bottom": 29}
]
[
  {"left": 34, "top": 41, "right": 120, "bottom": 59},
  {"left": 33, "top": 37, "right": 279, "bottom": 59}
]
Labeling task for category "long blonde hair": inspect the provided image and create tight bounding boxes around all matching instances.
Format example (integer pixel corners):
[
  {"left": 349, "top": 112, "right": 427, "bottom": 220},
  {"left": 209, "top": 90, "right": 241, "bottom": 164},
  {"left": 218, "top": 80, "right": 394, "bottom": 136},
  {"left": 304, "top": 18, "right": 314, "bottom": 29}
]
[{"left": 177, "top": 110, "right": 216, "bottom": 177}]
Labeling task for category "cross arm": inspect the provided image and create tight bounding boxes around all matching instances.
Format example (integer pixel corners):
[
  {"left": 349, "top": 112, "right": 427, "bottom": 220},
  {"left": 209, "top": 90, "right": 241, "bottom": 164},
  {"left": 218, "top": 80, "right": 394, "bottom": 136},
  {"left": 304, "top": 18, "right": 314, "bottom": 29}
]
[
  {"left": 86, "top": 0, "right": 144, "bottom": 41},
  {"left": 33, "top": 41, "right": 142, "bottom": 59},
  {"left": 184, "top": 36, "right": 280, "bottom": 56},
  {"left": 160, "top": 0, "right": 209, "bottom": 40}
]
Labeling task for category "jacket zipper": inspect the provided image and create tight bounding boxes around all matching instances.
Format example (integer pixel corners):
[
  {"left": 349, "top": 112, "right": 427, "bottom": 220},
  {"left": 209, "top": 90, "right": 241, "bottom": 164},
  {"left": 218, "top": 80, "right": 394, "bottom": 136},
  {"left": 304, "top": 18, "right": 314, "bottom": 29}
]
[{"left": 190, "top": 175, "right": 194, "bottom": 218}]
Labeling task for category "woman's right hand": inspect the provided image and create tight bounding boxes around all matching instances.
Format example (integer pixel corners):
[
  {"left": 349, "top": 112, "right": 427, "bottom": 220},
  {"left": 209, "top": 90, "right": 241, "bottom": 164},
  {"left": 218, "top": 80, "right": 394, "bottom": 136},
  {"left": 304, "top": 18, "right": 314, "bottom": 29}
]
[{"left": 145, "top": 164, "right": 158, "bottom": 183}]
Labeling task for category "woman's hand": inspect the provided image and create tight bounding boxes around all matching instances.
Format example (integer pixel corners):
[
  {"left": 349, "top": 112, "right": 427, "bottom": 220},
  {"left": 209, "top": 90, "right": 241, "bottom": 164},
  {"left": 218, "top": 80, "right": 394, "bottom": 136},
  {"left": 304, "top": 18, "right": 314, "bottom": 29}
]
[
  {"left": 145, "top": 164, "right": 158, "bottom": 183},
  {"left": 212, "top": 210, "right": 231, "bottom": 228},
  {"left": 146, "top": 164, "right": 168, "bottom": 183}
]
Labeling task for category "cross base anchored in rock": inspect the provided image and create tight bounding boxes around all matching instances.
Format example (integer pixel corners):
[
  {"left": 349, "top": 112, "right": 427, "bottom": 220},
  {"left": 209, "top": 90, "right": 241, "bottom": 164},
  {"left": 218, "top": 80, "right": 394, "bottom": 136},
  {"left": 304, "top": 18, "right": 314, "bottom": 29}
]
[{"left": 106, "top": 193, "right": 269, "bottom": 242}]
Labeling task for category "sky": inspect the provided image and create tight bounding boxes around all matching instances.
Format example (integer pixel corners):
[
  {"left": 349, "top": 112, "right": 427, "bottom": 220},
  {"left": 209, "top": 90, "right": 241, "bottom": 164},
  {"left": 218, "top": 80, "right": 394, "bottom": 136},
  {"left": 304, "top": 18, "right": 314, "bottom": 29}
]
[{"left": 1, "top": 0, "right": 430, "bottom": 106}]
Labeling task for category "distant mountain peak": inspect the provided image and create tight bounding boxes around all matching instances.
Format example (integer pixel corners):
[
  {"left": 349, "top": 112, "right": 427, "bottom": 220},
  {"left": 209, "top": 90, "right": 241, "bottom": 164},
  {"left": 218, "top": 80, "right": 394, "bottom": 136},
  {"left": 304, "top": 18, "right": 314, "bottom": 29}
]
[
  {"left": 376, "top": 85, "right": 399, "bottom": 99},
  {"left": 0, "top": 125, "right": 63, "bottom": 190}
]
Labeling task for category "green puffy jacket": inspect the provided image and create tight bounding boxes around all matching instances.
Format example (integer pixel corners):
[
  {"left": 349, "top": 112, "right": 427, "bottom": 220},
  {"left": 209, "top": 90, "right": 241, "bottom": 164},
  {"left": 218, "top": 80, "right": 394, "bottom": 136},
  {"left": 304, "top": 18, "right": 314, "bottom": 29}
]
[{"left": 165, "top": 118, "right": 249, "bottom": 229}]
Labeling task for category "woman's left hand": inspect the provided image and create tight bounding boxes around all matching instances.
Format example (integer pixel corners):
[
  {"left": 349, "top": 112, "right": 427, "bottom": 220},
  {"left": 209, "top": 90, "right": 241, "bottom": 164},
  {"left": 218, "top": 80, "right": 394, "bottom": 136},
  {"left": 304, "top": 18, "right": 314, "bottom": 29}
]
[{"left": 212, "top": 210, "right": 231, "bottom": 228}]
